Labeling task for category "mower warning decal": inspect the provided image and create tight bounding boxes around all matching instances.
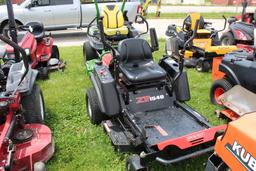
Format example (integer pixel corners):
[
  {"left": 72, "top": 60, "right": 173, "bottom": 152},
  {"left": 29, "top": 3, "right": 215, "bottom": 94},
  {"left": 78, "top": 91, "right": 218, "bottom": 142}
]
[{"left": 226, "top": 141, "right": 256, "bottom": 171}]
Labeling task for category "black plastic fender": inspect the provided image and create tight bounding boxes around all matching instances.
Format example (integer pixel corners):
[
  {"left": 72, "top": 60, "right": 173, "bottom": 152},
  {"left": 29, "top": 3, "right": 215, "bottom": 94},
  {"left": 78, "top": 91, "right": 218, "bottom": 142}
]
[
  {"left": 90, "top": 64, "right": 120, "bottom": 116},
  {"left": 6, "top": 62, "right": 38, "bottom": 96},
  {"left": 219, "top": 63, "right": 241, "bottom": 85}
]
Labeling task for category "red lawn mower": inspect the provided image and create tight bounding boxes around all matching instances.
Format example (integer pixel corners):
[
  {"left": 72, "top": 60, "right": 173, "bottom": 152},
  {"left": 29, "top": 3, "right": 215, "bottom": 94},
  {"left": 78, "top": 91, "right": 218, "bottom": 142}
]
[
  {"left": 0, "top": 1, "right": 54, "bottom": 170},
  {"left": 3, "top": 5, "right": 65, "bottom": 80},
  {"left": 220, "top": 0, "right": 255, "bottom": 46},
  {"left": 0, "top": 35, "right": 54, "bottom": 171}
]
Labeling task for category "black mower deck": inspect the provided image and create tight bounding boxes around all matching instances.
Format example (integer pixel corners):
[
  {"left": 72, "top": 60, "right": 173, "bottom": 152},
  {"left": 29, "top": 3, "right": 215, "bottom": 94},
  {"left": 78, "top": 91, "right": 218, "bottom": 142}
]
[{"left": 134, "top": 107, "right": 206, "bottom": 146}]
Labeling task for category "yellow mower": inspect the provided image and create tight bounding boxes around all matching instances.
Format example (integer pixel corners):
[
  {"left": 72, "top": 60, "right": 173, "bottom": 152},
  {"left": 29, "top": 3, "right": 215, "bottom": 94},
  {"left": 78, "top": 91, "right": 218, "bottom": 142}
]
[{"left": 165, "top": 13, "right": 237, "bottom": 72}]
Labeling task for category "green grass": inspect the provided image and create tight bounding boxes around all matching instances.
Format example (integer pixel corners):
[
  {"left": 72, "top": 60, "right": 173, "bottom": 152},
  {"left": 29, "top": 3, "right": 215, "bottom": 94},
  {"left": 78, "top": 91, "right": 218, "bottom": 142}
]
[
  {"left": 40, "top": 40, "right": 225, "bottom": 171},
  {"left": 146, "top": 12, "right": 239, "bottom": 19}
]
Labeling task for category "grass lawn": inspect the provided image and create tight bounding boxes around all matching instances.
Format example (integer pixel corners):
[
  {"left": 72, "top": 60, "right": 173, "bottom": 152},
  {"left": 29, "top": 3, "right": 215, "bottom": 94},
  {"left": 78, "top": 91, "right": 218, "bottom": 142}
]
[
  {"left": 146, "top": 12, "right": 239, "bottom": 19},
  {"left": 40, "top": 40, "right": 226, "bottom": 171}
]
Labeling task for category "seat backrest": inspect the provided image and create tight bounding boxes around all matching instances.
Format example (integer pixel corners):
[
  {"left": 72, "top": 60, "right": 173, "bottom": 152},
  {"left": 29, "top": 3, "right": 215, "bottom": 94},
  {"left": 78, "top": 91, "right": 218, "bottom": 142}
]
[
  {"left": 184, "top": 13, "right": 205, "bottom": 30},
  {"left": 118, "top": 38, "right": 153, "bottom": 64},
  {"left": 101, "top": 5, "right": 125, "bottom": 29},
  {"left": 26, "top": 22, "right": 45, "bottom": 40}
]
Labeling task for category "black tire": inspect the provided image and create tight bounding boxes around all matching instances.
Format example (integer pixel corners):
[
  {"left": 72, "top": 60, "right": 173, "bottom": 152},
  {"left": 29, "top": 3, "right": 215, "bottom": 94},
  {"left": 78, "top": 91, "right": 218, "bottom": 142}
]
[
  {"left": 86, "top": 88, "right": 107, "bottom": 125},
  {"left": 220, "top": 32, "right": 235, "bottom": 46},
  {"left": 1, "top": 22, "right": 21, "bottom": 38},
  {"left": 83, "top": 40, "right": 98, "bottom": 65},
  {"left": 210, "top": 79, "right": 233, "bottom": 105},
  {"left": 38, "top": 67, "right": 49, "bottom": 80},
  {"left": 126, "top": 154, "right": 148, "bottom": 171},
  {"left": 22, "top": 84, "right": 45, "bottom": 124},
  {"left": 196, "top": 60, "right": 211, "bottom": 72},
  {"left": 51, "top": 45, "right": 60, "bottom": 60}
]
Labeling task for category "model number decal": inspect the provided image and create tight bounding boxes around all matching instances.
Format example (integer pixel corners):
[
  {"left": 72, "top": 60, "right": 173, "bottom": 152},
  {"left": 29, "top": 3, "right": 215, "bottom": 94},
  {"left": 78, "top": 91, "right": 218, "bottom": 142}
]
[
  {"left": 226, "top": 141, "right": 256, "bottom": 171},
  {"left": 136, "top": 95, "right": 165, "bottom": 104}
]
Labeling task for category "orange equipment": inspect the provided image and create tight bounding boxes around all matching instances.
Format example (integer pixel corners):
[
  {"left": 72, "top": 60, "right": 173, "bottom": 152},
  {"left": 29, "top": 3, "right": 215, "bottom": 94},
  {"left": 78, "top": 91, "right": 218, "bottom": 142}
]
[{"left": 206, "top": 113, "right": 256, "bottom": 171}]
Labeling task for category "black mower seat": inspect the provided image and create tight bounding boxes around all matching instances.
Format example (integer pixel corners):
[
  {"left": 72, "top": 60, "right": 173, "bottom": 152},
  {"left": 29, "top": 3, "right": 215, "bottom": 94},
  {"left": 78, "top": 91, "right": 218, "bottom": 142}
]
[
  {"left": 118, "top": 38, "right": 167, "bottom": 84},
  {"left": 26, "top": 22, "right": 45, "bottom": 41}
]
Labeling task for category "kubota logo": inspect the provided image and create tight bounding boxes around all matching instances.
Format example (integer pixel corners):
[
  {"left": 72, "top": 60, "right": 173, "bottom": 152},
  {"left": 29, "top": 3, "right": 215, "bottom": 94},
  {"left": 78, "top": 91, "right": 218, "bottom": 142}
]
[
  {"left": 226, "top": 141, "right": 256, "bottom": 171},
  {"left": 136, "top": 95, "right": 164, "bottom": 104}
]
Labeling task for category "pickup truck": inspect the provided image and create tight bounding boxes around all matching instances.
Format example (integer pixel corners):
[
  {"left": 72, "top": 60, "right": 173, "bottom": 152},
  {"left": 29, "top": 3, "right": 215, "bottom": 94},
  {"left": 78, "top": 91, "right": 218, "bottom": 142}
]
[{"left": 0, "top": 0, "right": 141, "bottom": 32}]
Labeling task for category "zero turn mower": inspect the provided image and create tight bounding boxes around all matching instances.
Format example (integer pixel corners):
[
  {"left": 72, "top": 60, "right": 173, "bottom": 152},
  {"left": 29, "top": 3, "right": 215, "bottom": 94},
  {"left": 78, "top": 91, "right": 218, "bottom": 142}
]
[
  {"left": 0, "top": 33, "right": 53, "bottom": 171},
  {"left": 210, "top": 48, "right": 256, "bottom": 106},
  {"left": 165, "top": 13, "right": 237, "bottom": 72},
  {"left": 83, "top": 0, "right": 147, "bottom": 71},
  {"left": 220, "top": 0, "right": 255, "bottom": 46},
  {"left": 85, "top": 18, "right": 226, "bottom": 171}
]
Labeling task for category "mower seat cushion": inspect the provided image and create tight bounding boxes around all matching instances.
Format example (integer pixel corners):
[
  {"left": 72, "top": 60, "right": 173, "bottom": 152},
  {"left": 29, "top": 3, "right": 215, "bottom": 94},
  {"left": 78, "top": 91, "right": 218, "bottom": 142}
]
[
  {"left": 118, "top": 38, "right": 167, "bottom": 84},
  {"left": 104, "top": 26, "right": 129, "bottom": 37}
]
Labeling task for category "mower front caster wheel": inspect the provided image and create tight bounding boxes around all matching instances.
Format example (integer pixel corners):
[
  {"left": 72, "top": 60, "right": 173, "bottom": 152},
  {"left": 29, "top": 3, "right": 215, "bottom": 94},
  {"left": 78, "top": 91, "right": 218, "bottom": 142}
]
[
  {"left": 126, "top": 154, "right": 148, "bottom": 171},
  {"left": 210, "top": 79, "right": 233, "bottom": 105},
  {"left": 86, "top": 88, "right": 108, "bottom": 125},
  {"left": 196, "top": 60, "right": 210, "bottom": 72}
]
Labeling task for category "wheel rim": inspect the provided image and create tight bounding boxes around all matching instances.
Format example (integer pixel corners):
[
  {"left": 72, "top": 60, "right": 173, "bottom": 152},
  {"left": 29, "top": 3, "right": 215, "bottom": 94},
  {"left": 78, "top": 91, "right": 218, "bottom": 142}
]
[
  {"left": 87, "top": 97, "right": 92, "bottom": 119},
  {"left": 214, "top": 87, "right": 225, "bottom": 105},
  {"left": 39, "top": 93, "right": 45, "bottom": 121},
  {"left": 221, "top": 37, "right": 229, "bottom": 46},
  {"left": 196, "top": 63, "right": 203, "bottom": 71}
]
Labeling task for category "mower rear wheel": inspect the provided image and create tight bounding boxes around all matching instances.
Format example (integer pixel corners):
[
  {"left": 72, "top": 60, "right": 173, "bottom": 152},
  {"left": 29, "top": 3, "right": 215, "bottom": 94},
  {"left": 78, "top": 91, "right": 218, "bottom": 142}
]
[
  {"left": 51, "top": 45, "right": 60, "bottom": 60},
  {"left": 210, "top": 79, "right": 233, "bottom": 105},
  {"left": 22, "top": 84, "right": 45, "bottom": 124},
  {"left": 126, "top": 154, "right": 148, "bottom": 171},
  {"left": 196, "top": 60, "right": 210, "bottom": 72},
  {"left": 221, "top": 32, "right": 235, "bottom": 46},
  {"left": 38, "top": 67, "right": 49, "bottom": 80},
  {"left": 86, "top": 88, "right": 107, "bottom": 125},
  {"left": 83, "top": 40, "right": 98, "bottom": 65}
]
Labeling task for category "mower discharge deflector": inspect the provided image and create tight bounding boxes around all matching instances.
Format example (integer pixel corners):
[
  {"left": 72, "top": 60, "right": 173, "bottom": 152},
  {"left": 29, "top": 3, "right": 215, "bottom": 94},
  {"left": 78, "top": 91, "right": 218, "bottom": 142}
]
[{"left": 219, "top": 85, "right": 256, "bottom": 116}]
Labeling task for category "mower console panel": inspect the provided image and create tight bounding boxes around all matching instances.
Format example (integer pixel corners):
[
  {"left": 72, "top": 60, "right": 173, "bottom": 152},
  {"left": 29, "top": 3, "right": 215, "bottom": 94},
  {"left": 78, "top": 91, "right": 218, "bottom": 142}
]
[{"left": 91, "top": 63, "right": 120, "bottom": 116}]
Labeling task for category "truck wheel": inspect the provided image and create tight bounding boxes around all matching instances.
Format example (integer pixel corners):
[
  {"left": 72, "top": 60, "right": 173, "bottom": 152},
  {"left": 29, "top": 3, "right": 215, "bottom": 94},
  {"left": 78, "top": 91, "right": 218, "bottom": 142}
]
[
  {"left": 126, "top": 154, "right": 148, "bottom": 171},
  {"left": 196, "top": 60, "right": 211, "bottom": 72},
  {"left": 86, "top": 88, "right": 107, "bottom": 125},
  {"left": 51, "top": 45, "right": 60, "bottom": 60},
  {"left": 83, "top": 40, "right": 98, "bottom": 65},
  {"left": 210, "top": 79, "right": 233, "bottom": 105},
  {"left": 22, "top": 84, "right": 45, "bottom": 124},
  {"left": 38, "top": 67, "right": 49, "bottom": 80},
  {"left": 221, "top": 32, "right": 235, "bottom": 46}
]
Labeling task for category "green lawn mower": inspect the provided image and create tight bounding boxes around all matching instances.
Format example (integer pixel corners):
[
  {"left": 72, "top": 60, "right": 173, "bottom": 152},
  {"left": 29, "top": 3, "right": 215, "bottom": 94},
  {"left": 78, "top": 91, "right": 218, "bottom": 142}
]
[{"left": 83, "top": 0, "right": 148, "bottom": 73}]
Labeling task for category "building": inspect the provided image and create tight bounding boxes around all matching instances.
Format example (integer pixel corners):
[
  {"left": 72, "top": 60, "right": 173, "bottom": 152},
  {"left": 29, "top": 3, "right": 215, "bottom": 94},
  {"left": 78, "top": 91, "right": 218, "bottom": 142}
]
[{"left": 211, "top": 0, "right": 256, "bottom": 5}]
